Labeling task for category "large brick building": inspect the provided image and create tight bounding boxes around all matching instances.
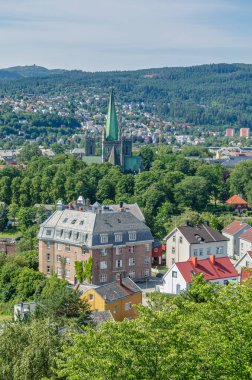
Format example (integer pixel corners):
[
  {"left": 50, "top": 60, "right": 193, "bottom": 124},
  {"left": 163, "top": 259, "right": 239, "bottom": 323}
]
[{"left": 38, "top": 201, "right": 153, "bottom": 285}]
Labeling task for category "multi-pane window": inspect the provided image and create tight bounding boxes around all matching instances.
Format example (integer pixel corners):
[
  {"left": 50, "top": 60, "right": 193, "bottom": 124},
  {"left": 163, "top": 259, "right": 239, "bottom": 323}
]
[
  {"left": 128, "top": 232, "right": 136, "bottom": 241},
  {"left": 46, "top": 229, "right": 52, "bottom": 236},
  {"left": 116, "top": 247, "right": 123, "bottom": 255},
  {"left": 172, "top": 271, "right": 177, "bottom": 278},
  {"left": 56, "top": 255, "right": 61, "bottom": 262},
  {"left": 128, "top": 246, "right": 135, "bottom": 254},
  {"left": 46, "top": 241, "right": 51, "bottom": 249},
  {"left": 199, "top": 248, "right": 203, "bottom": 256},
  {"left": 47, "top": 253, "right": 50, "bottom": 262},
  {"left": 207, "top": 247, "right": 211, "bottom": 255},
  {"left": 145, "top": 244, "right": 150, "bottom": 252},
  {"left": 65, "top": 244, "right": 70, "bottom": 252},
  {"left": 129, "top": 258, "right": 135, "bottom": 266},
  {"left": 47, "top": 266, "right": 50, "bottom": 274},
  {"left": 57, "top": 267, "right": 61, "bottom": 276},
  {"left": 101, "top": 248, "right": 107, "bottom": 256},
  {"left": 100, "top": 274, "right": 107, "bottom": 283},
  {"left": 144, "top": 269, "right": 150, "bottom": 277},
  {"left": 115, "top": 233, "right": 122, "bottom": 242},
  {"left": 129, "top": 271, "right": 135, "bottom": 279},
  {"left": 65, "top": 270, "right": 70, "bottom": 278},
  {"left": 100, "top": 261, "right": 107, "bottom": 269},
  {"left": 144, "top": 256, "right": 150, "bottom": 265},
  {"left": 100, "top": 234, "right": 108, "bottom": 244},
  {"left": 66, "top": 257, "right": 70, "bottom": 265},
  {"left": 57, "top": 243, "right": 62, "bottom": 250},
  {"left": 193, "top": 249, "right": 198, "bottom": 256},
  {"left": 216, "top": 246, "right": 223, "bottom": 254},
  {"left": 116, "top": 260, "right": 123, "bottom": 268},
  {"left": 89, "top": 294, "right": 94, "bottom": 300},
  {"left": 125, "top": 302, "right": 132, "bottom": 311}
]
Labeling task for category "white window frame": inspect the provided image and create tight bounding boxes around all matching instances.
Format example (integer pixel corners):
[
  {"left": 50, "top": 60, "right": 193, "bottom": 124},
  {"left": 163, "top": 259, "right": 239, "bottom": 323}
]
[
  {"left": 129, "top": 232, "right": 136, "bottom": 241},
  {"left": 100, "top": 234, "right": 108, "bottom": 244},
  {"left": 101, "top": 248, "right": 107, "bottom": 256},
  {"left": 125, "top": 302, "right": 132, "bottom": 311},
  {"left": 46, "top": 229, "right": 52, "bottom": 236},
  {"left": 115, "top": 233, "right": 122, "bottom": 242},
  {"left": 65, "top": 269, "right": 70, "bottom": 278},
  {"left": 57, "top": 267, "right": 61, "bottom": 276},
  {"left": 46, "top": 241, "right": 51, "bottom": 249},
  {"left": 116, "top": 246, "right": 123, "bottom": 255},
  {"left": 145, "top": 244, "right": 150, "bottom": 252},
  {"left": 66, "top": 257, "right": 70, "bottom": 265},
  {"left": 100, "top": 261, "right": 107, "bottom": 269},
  {"left": 100, "top": 274, "right": 107, "bottom": 283},
  {"left": 56, "top": 254, "right": 61, "bottom": 262},
  {"left": 199, "top": 248, "right": 203, "bottom": 256},
  {"left": 129, "top": 246, "right": 135, "bottom": 254},
  {"left": 116, "top": 259, "right": 123, "bottom": 268},
  {"left": 193, "top": 249, "right": 198, "bottom": 256},
  {"left": 144, "top": 269, "right": 150, "bottom": 277},
  {"left": 57, "top": 243, "right": 62, "bottom": 251},
  {"left": 144, "top": 256, "right": 150, "bottom": 265},
  {"left": 65, "top": 244, "right": 70, "bottom": 252},
  {"left": 129, "top": 257, "right": 135, "bottom": 266},
  {"left": 172, "top": 271, "right": 177, "bottom": 278}
]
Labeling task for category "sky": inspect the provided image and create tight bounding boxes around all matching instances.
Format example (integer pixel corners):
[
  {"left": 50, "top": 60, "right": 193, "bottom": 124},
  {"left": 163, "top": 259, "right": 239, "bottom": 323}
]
[{"left": 0, "top": 0, "right": 251, "bottom": 71}]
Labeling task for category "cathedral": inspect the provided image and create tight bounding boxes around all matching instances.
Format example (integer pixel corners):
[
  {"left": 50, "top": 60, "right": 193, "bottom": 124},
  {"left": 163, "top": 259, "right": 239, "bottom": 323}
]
[{"left": 82, "top": 89, "right": 142, "bottom": 173}]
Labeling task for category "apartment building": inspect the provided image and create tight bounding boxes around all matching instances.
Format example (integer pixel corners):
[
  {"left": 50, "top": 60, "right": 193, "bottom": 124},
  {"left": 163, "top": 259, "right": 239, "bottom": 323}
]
[{"left": 38, "top": 202, "right": 153, "bottom": 285}]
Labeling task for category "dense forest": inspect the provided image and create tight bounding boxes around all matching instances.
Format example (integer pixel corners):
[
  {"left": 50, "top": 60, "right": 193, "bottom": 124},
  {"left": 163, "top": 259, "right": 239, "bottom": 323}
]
[
  {"left": 0, "top": 145, "right": 252, "bottom": 239},
  {"left": 1, "top": 63, "right": 252, "bottom": 130}
]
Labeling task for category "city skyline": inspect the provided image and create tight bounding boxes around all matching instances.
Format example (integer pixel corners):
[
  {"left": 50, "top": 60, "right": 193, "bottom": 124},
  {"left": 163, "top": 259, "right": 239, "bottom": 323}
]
[{"left": 0, "top": 0, "right": 252, "bottom": 72}]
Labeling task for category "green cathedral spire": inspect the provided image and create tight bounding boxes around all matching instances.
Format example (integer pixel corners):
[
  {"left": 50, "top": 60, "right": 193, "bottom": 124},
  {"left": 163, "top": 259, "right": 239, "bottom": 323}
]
[{"left": 105, "top": 89, "right": 119, "bottom": 141}]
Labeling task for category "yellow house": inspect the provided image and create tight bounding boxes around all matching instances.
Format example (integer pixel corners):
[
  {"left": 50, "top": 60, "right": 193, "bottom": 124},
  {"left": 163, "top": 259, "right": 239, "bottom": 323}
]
[{"left": 80, "top": 277, "right": 142, "bottom": 322}]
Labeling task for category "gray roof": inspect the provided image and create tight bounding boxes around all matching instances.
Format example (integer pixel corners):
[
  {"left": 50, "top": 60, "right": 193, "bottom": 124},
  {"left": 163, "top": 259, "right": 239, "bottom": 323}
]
[
  {"left": 38, "top": 207, "right": 153, "bottom": 247},
  {"left": 110, "top": 203, "right": 145, "bottom": 222},
  {"left": 94, "top": 277, "right": 142, "bottom": 304},
  {"left": 177, "top": 224, "right": 229, "bottom": 244},
  {"left": 90, "top": 310, "right": 114, "bottom": 326}
]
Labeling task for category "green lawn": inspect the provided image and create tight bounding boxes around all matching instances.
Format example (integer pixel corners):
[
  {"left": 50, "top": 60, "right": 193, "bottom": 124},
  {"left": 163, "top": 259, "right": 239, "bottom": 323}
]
[{"left": 0, "top": 228, "right": 21, "bottom": 238}]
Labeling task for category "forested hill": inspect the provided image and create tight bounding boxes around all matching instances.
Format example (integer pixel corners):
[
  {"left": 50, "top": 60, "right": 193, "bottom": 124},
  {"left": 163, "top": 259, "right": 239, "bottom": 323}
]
[{"left": 1, "top": 63, "right": 252, "bottom": 128}]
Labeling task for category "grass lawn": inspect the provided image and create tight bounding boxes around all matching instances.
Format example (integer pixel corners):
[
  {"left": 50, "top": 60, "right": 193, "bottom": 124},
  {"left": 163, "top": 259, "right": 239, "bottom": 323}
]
[
  {"left": 0, "top": 315, "right": 12, "bottom": 322},
  {"left": 0, "top": 228, "right": 21, "bottom": 239}
]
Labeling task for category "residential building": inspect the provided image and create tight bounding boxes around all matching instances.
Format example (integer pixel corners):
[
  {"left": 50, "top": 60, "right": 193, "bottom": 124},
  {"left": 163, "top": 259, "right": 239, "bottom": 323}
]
[
  {"left": 14, "top": 302, "right": 37, "bottom": 321},
  {"left": 226, "top": 194, "right": 248, "bottom": 212},
  {"left": 80, "top": 277, "right": 142, "bottom": 321},
  {"left": 165, "top": 223, "right": 229, "bottom": 269},
  {"left": 239, "top": 228, "right": 252, "bottom": 258},
  {"left": 152, "top": 240, "right": 164, "bottom": 266},
  {"left": 38, "top": 202, "right": 153, "bottom": 285},
  {"left": 240, "top": 128, "right": 250, "bottom": 138},
  {"left": 235, "top": 251, "right": 252, "bottom": 273},
  {"left": 158, "top": 256, "right": 239, "bottom": 295},
  {"left": 222, "top": 220, "right": 250, "bottom": 259},
  {"left": 225, "top": 128, "right": 234, "bottom": 137}
]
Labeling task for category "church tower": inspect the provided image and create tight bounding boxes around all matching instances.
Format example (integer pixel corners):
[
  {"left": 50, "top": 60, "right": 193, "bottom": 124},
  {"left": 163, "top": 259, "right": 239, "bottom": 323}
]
[
  {"left": 102, "top": 89, "right": 122, "bottom": 167},
  {"left": 102, "top": 89, "right": 142, "bottom": 173}
]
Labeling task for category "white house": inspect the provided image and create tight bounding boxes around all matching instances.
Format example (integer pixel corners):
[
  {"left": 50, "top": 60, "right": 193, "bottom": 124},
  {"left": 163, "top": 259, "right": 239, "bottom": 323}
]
[
  {"left": 239, "top": 228, "right": 252, "bottom": 258},
  {"left": 235, "top": 251, "right": 252, "bottom": 273},
  {"left": 222, "top": 220, "right": 250, "bottom": 259},
  {"left": 165, "top": 223, "right": 229, "bottom": 269},
  {"left": 158, "top": 256, "right": 239, "bottom": 295}
]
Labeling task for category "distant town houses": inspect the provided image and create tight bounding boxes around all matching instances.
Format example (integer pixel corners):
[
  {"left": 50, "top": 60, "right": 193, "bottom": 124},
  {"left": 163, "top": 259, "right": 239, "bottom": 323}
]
[{"left": 38, "top": 199, "right": 153, "bottom": 286}]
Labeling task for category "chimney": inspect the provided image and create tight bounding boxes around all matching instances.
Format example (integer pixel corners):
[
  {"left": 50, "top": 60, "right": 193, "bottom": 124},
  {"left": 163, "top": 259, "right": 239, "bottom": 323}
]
[
  {"left": 210, "top": 255, "right": 215, "bottom": 265},
  {"left": 68, "top": 202, "right": 73, "bottom": 209},
  {"left": 119, "top": 201, "right": 123, "bottom": 208},
  {"left": 191, "top": 256, "right": 197, "bottom": 267}
]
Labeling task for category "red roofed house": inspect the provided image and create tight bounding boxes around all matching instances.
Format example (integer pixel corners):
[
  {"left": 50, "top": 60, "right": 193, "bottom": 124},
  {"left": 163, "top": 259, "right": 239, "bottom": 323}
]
[
  {"left": 222, "top": 220, "right": 250, "bottom": 259},
  {"left": 158, "top": 256, "right": 239, "bottom": 294},
  {"left": 239, "top": 228, "right": 252, "bottom": 258},
  {"left": 226, "top": 195, "right": 248, "bottom": 212}
]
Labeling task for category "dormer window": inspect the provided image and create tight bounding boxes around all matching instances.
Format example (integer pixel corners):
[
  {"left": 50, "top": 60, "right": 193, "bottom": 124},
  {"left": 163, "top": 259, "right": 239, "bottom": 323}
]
[
  {"left": 115, "top": 233, "right": 122, "bottom": 242},
  {"left": 63, "top": 218, "right": 68, "bottom": 223},
  {"left": 100, "top": 234, "right": 108, "bottom": 244},
  {"left": 71, "top": 219, "right": 77, "bottom": 224},
  {"left": 46, "top": 229, "right": 52, "bottom": 236},
  {"left": 79, "top": 220, "right": 84, "bottom": 225},
  {"left": 129, "top": 232, "right": 136, "bottom": 241}
]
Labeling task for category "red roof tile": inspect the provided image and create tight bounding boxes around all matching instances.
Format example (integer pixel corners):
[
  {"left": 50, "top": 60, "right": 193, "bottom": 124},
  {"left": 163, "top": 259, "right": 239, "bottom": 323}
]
[
  {"left": 226, "top": 195, "right": 248, "bottom": 205},
  {"left": 240, "top": 228, "right": 252, "bottom": 243},
  {"left": 176, "top": 257, "right": 238, "bottom": 283},
  {"left": 222, "top": 220, "right": 249, "bottom": 235}
]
